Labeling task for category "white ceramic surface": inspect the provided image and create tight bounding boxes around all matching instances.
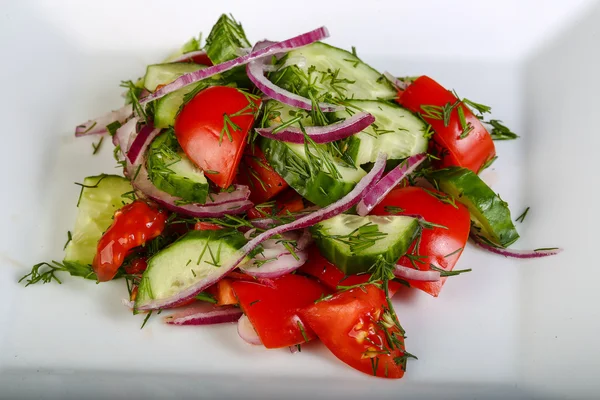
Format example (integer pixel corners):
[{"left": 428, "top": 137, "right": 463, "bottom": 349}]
[{"left": 1, "top": 1, "right": 599, "bottom": 399}]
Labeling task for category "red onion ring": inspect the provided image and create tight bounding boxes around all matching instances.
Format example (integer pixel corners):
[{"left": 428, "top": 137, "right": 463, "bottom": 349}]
[
  {"left": 164, "top": 303, "right": 242, "bottom": 326},
  {"left": 255, "top": 112, "right": 375, "bottom": 144},
  {"left": 246, "top": 52, "right": 341, "bottom": 113},
  {"left": 471, "top": 235, "right": 563, "bottom": 258},
  {"left": 357, "top": 153, "right": 426, "bottom": 216},
  {"left": 136, "top": 153, "right": 387, "bottom": 311},
  {"left": 237, "top": 314, "right": 262, "bottom": 345},
  {"left": 141, "top": 27, "right": 331, "bottom": 105},
  {"left": 75, "top": 104, "right": 133, "bottom": 137},
  {"left": 394, "top": 264, "right": 441, "bottom": 282}
]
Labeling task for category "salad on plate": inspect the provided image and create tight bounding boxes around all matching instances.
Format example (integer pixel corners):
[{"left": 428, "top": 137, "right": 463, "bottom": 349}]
[{"left": 21, "top": 14, "right": 561, "bottom": 379}]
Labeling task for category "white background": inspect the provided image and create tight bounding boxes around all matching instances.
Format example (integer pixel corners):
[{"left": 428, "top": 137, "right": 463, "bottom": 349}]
[{"left": 1, "top": 0, "right": 599, "bottom": 398}]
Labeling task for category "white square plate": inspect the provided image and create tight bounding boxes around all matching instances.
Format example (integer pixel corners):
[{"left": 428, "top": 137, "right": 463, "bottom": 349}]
[{"left": 1, "top": 1, "right": 599, "bottom": 398}]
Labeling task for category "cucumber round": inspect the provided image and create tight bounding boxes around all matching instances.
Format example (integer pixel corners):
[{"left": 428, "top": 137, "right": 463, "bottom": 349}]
[
  {"left": 146, "top": 130, "right": 209, "bottom": 204},
  {"left": 311, "top": 214, "right": 419, "bottom": 275},
  {"left": 64, "top": 175, "right": 133, "bottom": 276},
  {"left": 143, "top": 63, "right": 205, "bottom": 93},
  {"left": 429, "top": 167, "right": 520, "bottom": 247},
  {"left": 260, "top": 136, "right": 366, "bottom": 207},
  {"left": 136, "top": 229, "right": 247, "bottom": 308},
  {"left": 269, "top": 42, "right": 396, "bottom": 101},
  {"left": 332, "top": 100, "right": 428, "bottom": 165}
]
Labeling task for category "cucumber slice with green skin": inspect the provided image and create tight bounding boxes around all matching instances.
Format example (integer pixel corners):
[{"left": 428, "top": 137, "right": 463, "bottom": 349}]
[
  {"left": 205, "top": 14, "right": 251, "bottom": 65},
  {"left": 269, "top": 42, "right": 396, "bottom": 101},
  {"left": 143, "top": 63, "right": 206, "bottom": 93},
  {"left": 153, "top": 78, "right": 227, "bottom": 129},
  {"left": 63, "top": 174, "right": 133, "bottom": 278},
  {"left": 146, "top": 130, "right": 209, "bottom": 204},
  {"left": 428, "top": 167, "right": 520, "bottom": 247},
  {"left": 332, "top": 100, "right": 429, "bottom": 165},
  {"left": 310, "top": 214, "right": 419, "bottom": 275},
  {"left": 260, "top": 136, "right": 366, "bottom": 207},
  {"left": 163, "top": 36, "right": 202, "bottom": 63},
  {"left": 204, "top": 14, "right": 252, "bottom": 88},
  {"left": 135, "top": 229, "right": 248, "bottom": 308}
]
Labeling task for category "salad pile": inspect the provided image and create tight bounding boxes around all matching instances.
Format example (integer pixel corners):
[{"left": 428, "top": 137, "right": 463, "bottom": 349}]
[{"left": 22, "top": 15, "right": 561, "bottom": 379}]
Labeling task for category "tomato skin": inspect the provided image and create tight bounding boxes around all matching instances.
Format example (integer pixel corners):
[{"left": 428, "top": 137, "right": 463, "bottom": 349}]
[
  {"left": 246, "top": 188, "right": 304, "bottom": 219},
  {"left": 372, "top": 186, "right": 471, "bottom": 296},
  {"left": 236, "top": 145, "right": 288, "bottom": 204},
  {"left": 124, "top": 258, "right": 148, "bottom": 275},
  {"left": 301, "top": 285, "right": 407, "bottom": 379},
  {"left": 92, "top": 201, "right": 167, "bottom": 282},
  {"left": 232, "top": 274, "right": 328, "bottom": 349},
  {"left": 175, "top": 86, "right": 261, "bottom": 188},
  {"left": 193, "top": 222, "right": 223, "bottom": 231},
  {"left": 397, "top": 76, "right": 496, "bottom": 173},
  {"left": 299, "top": 246, "right": 402, "bottom": 297}
]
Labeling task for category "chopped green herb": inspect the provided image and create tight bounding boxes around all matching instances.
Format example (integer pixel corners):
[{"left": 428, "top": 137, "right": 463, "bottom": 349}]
[
  {"left": 63, "top": 231, "right": 72, "bottom": 251},
  {"left": 515, "top": 206, "right": 530, "bottom": 223}
]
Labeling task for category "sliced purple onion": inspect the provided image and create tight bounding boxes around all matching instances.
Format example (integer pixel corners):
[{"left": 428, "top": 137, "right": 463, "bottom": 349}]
[
  {"left": 289, "top": 345, "right": 300, "bottom": 354},
  {"left": 136, "top": 153, "right": 386, "bottom": 310},
  {"left": 164, "top": 303, "right": 242, "bottom": 326},
  {"left": 255, "top": 112, "right": 375, "bottom": 144},
  {"left": 394, "top": 264, "right": 441, "bottom": 282},
  {"left": 296, "top": 228, "right": 313, "bottom": 251},
  {"left": 357, "top": 153, "right": 426, "bottom": 216},
  {"left": 471, "top": 235, "right": 563, "bottom": 259},
  {"left": 127, "top": 124, "right": 159, "bottom": 164},
  {"left": 237, "top": 314, "right": 262, "bottom": 345},
  {"left": 241, "top": 249, "right": 308, "bottom": 279},
  {"left": 112, "top": 117, "right": 138, "bottom": 153},
  {"left": 75, "top": 104, "right": 133, "bottom": 137},
  {"left": 246, "top": 54, "right": 341, "bottom": 112},
  {"left": 141, "top": 27, "right": 331, "bottom": 104},
  {"left": 383, "top": 71, "right": 409, "bottom": 91}
]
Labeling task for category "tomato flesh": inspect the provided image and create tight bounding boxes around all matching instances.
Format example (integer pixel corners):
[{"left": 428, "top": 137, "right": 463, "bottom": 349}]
[
  {"left": 236, "top": 145, "right": 289, "bottom": 204},
  {"left": 398, "top": 76, "right": 496, "bottom": 173},
  {"left": 301, "top": 284, "right": 408, "bottom": 379},
  {"left": 299, "top": 246, "right": 403, "bottom": 296},
  {"left": 92, "top": 201, "right": 167, "bottom": 282},
  {"left": 232, "top": 274, "right": 328, "bottom": 348},
  {"left": 372, "top": 186, "right": 471, "bottom": 296},
  {"left": 175, "top": 86, "right": 261, "bottom": 188}
]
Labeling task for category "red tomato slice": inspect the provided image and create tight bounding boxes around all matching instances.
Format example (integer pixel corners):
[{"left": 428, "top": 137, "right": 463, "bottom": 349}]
[
  {"left": 372, "top": 186, "right": 471, "bottom": 297},
  {"left": 397, "top": 76, "right": 496, "bottom": 173},
  {"left": 246, "top": 188, "right": 304, "bottom": 219},
  {"left": 301, "top": 284, "right": 409, "bottom": 379},
  {"left": 236, "top": 145, "right": 288, "bottom": 204},
  {"left": 175, "top": 86, "right": 261, "bottom": 188},
  {"left": 193, "top": 222, "right": 223, "bottom": 231},
  {"left": 299, "top": 246, "right": 402, "bottom": 296},
  {"left": 231, "top": 274, "right": 328, "bottom": 349}
]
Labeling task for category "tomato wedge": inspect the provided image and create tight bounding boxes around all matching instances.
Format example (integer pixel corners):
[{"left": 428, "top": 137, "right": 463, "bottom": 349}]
[
  {"left": 92, "top": 201, "right": 167, "bottom": 282},
  {"left": 246, "top": 188, "right": 304, "bottom": 220},
  {"left": 299, "top": 246, "right": 403, "bottom": 296},
  {"left": 301, "top": 284, "right": 410, "bottom": 379},
  {"left": 175, "top": 86, "right": 261, "bottom": 188},
  {"left": 372, "top": 186, "right": 471, "bottom": 296},
  {"left": 398, "top": 76, "right": 495, "bottom": 173},
  {"left": 236, "top": 145, "right": 289, "bottom": 204},
  {"left": 232, "top": 274, "right": 328, "bottom": 349}
]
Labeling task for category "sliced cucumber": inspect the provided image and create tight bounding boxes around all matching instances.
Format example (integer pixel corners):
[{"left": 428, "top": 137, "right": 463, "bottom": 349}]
[
  {"left": 154, "top": 78, "right": 226, "bottom": 129},
  {"left": 428, "top": 167, "right": 519, "bottom": 247},
  {"left": 163, "top": 35, "right": 202, "bottom": 63},
  {"left": 260, "top": 137, "right": 366, "bottom": 207},
  {"left": 146, "top": 130, "right": 209, "bottom": 204},
  {"left": 269, "top": 42, "right": 396, "bottom": 101},
  {"left": 333, "top": 100, "right": 429, "bottom": 165},
  {"left": 143, "top": 63, "right": 205, "bottom": 93},
  {"left": 311, "top": 214, "right": 419, "bottom": 275},
  {"left": 135, "top": 229, "right": 248, "bottom": 307},
  {"left": 64, "top": 175, "right": 133, "bottom": 277}
]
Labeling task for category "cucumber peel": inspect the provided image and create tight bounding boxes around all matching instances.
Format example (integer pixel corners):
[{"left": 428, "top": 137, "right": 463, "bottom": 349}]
[
  {"left": 311, "top": 214, "right": 419, "bottom": 275},
  {"left": 428, "top": 167, "right": 519, "bottom": 247}
]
